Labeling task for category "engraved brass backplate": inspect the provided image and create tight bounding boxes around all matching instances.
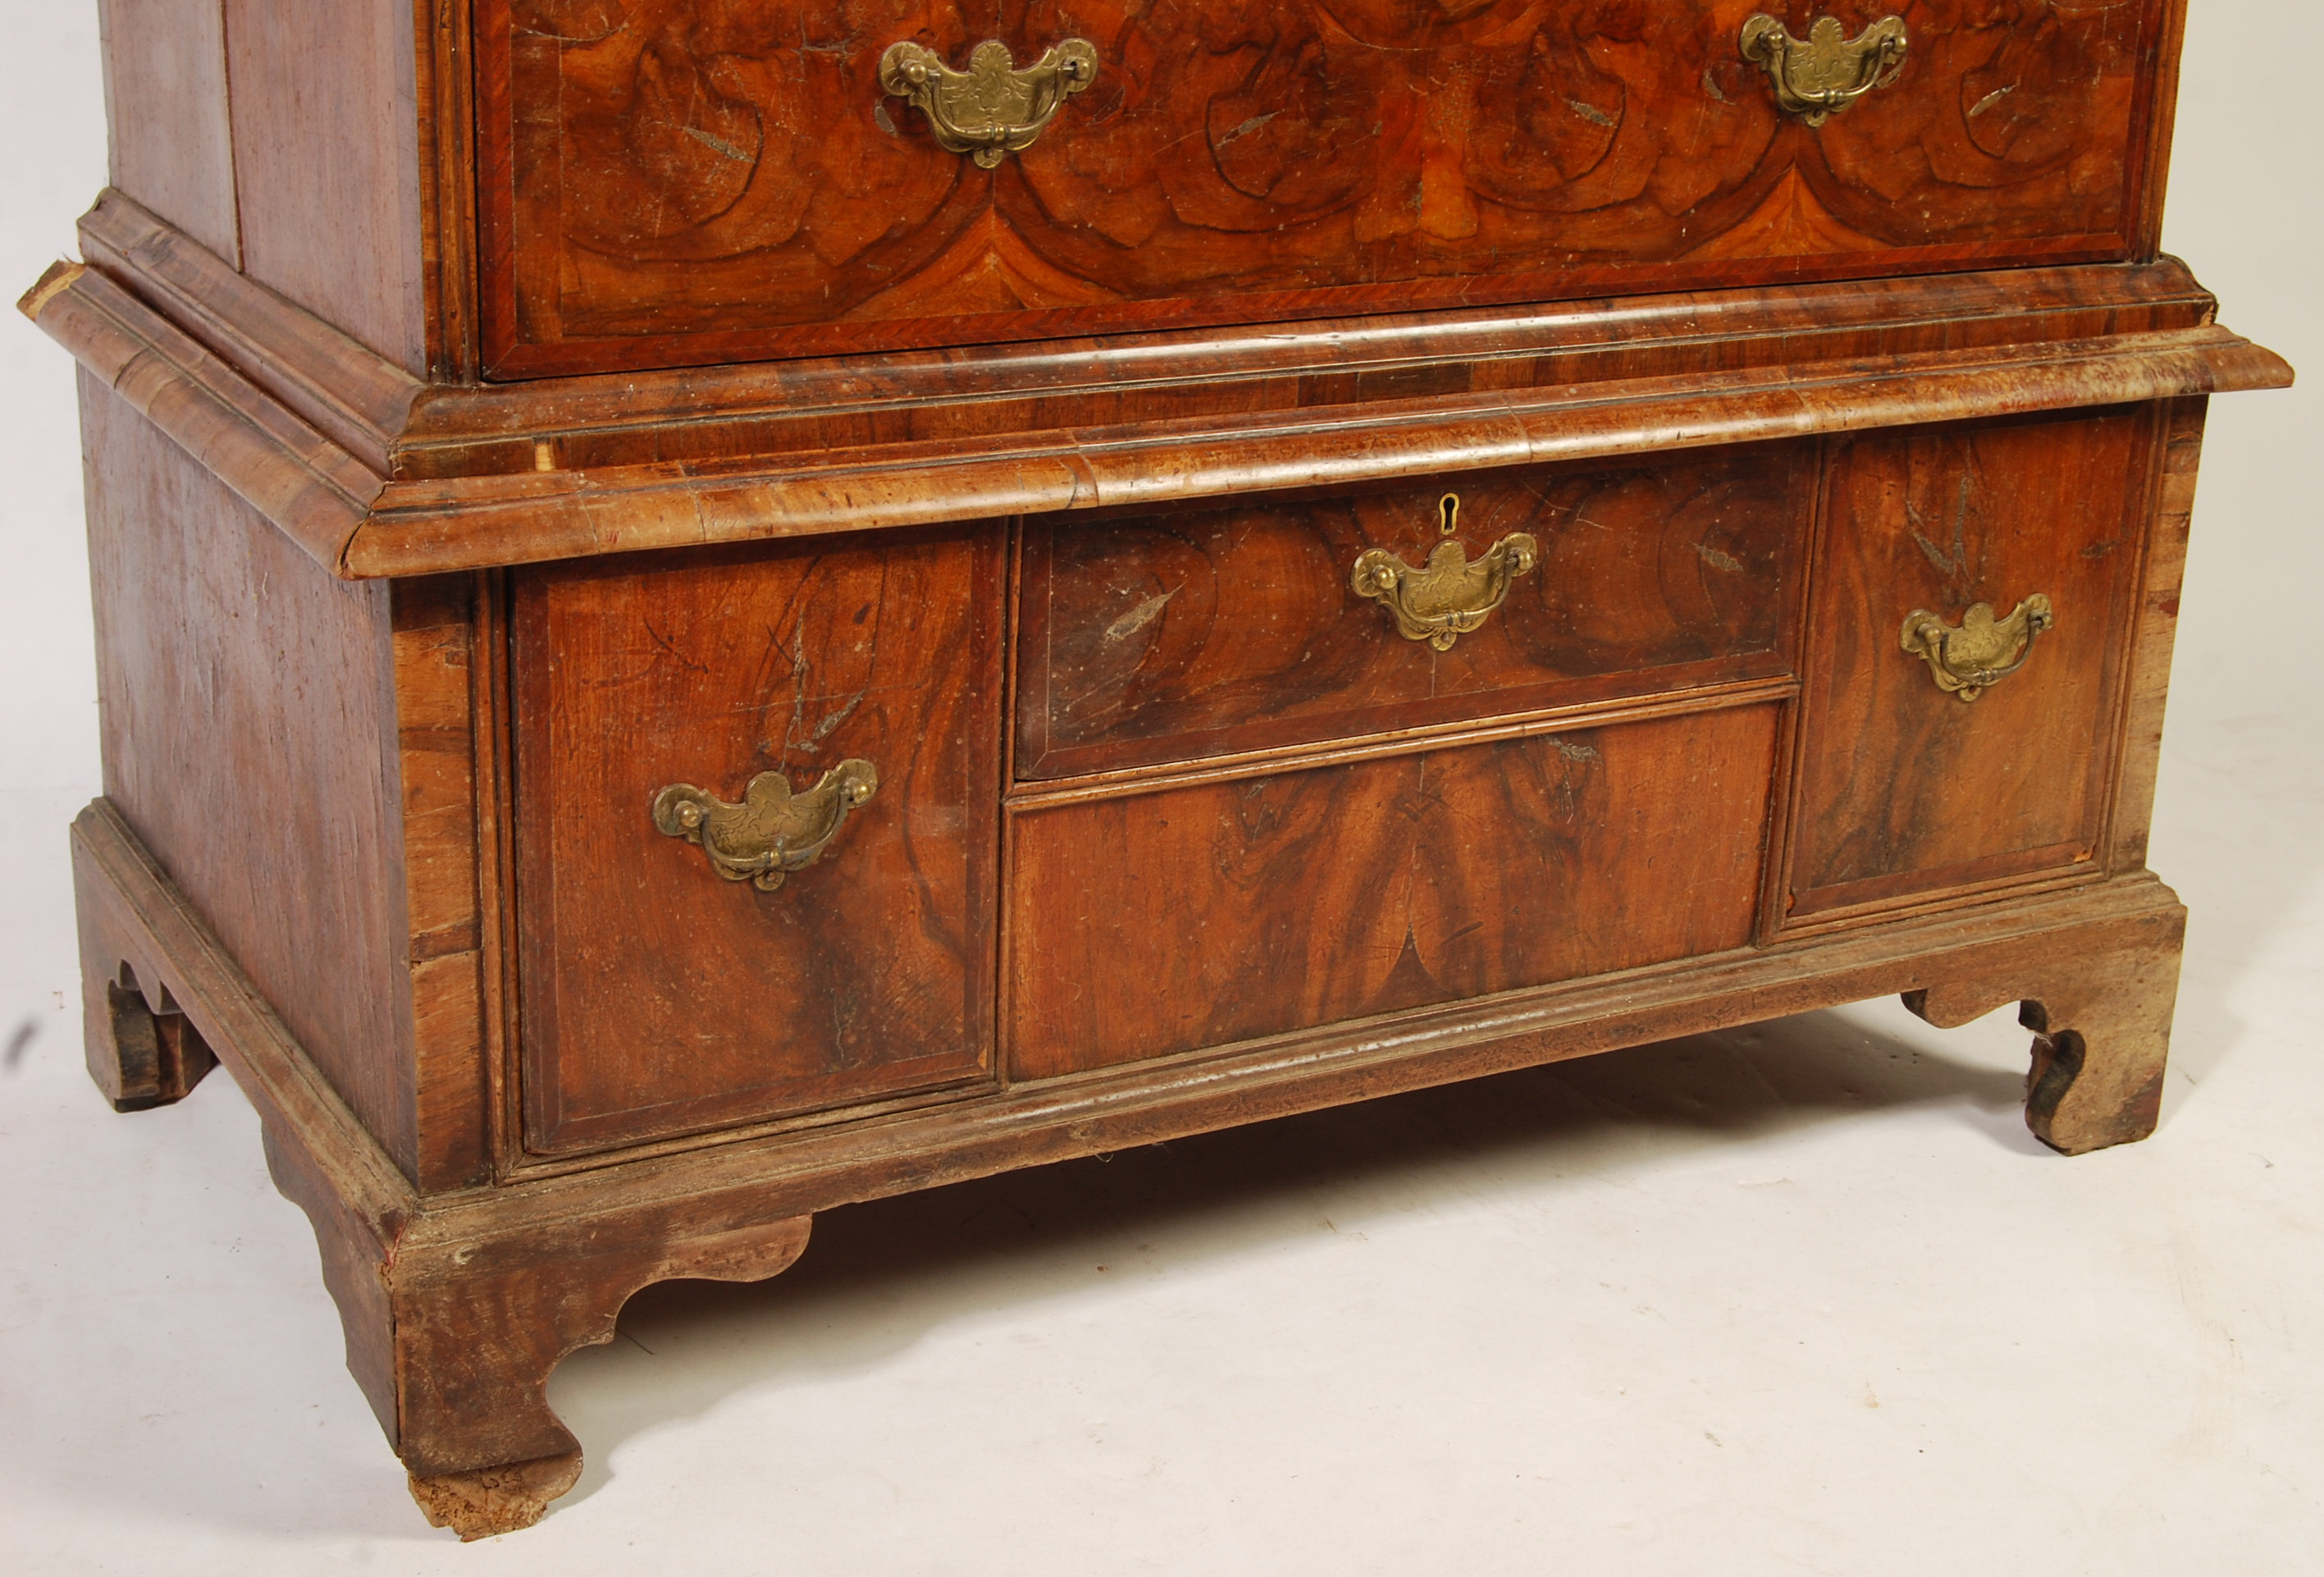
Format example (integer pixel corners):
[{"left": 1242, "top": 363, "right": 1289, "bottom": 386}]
[
  {"left": 1900, "top": 595, "right": 2054, "bottom": 702},
  {"left": 879, "top": 38, "right": 1099, "bottom": 167},
  {"left": 1351, "top": 495, "right": 1538, "bottom": 652},
  {"left": 1740, "top": 14, "right": 1909, "bottom": 127},
  {"left": 652, "top": 760, "right": 879, "bottom": 891}
]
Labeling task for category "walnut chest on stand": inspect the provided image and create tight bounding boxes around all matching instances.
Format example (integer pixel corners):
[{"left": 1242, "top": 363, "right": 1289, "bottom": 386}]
[{"left": 23, "top": 0, "right": 2291, "bottom": 1538}]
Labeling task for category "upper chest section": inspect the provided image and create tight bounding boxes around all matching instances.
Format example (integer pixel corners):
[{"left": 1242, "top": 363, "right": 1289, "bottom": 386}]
[{"left": 479, "top": 0, "right": 2180, "bottom": 377}]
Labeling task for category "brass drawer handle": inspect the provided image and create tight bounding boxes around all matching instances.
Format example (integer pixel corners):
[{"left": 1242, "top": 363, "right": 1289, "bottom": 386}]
[
  {"left": 1351, "top": 494, "right": 1538, "bottom": 653},
  {"left": 879, "top": 38, "right": 1099, "bottom": 167},
  {"left": 652, "top": 760, "right": 879, "bottom": 891},
  {"left": 1740, "top": 13, "right": 1909, "bottom": 126},
  {"left": 1901, "top": 596, "right": 2054, "bottom": 702}
]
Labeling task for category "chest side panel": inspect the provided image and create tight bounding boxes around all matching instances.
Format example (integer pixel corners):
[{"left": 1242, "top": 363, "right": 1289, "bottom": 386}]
[
  {"left": 98, "top": 0, "right": 242, "bottom": 265},
  {"left": 79, "top": 371, "right": 420, "bottom": 1174},
  {"left": 225, "top": 0, "right": 427, "bottom": 373}
]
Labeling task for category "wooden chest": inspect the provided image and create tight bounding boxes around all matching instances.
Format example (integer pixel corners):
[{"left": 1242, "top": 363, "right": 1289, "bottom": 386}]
[{"left": 26, "top": 0, "right": 2290, "bottom": 1538}]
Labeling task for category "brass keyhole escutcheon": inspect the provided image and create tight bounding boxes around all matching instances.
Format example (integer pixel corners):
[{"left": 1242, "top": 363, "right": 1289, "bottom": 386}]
[{"left": 1351, "top": 492, "right": 1538, "bottom": 653}]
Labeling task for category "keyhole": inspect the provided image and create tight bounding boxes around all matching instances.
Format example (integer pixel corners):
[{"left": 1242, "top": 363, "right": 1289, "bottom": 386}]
[{"left": 1439, "top": 493, "right": 1460, "bottom": 537}]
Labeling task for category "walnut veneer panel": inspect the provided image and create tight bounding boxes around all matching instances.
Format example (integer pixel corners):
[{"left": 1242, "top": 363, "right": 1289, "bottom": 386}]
[
  {"left": 1785, "top": 408, "right": 2153, "bottom": 920},
  {"left": 78, "top": 368, "right": 421, "bottom": 1173},
  {"left": 480, "top": 0, "right": 2176, "bottom": 376},
  {"left": 1008, "top": 703, "right": 1780, "bottom": 1078},
  {"left": 513, "top": 528, "right": 1004, "bottom": 1153},
  {"left": 1017, "top": 447, "right": 1809, "bottom": 778}
]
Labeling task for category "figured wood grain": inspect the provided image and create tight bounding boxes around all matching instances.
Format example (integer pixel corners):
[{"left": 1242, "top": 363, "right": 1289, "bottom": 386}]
[
  {"left": 1019, "top": 448, "right": 1807, "bottom": 777},
  {"left": 513, "top": 528, "right": 1004, "bottom": 1154},
  {"left": 96, "top": 0, "right": 240, "bottom": 263},
  {"left": 1008, "top": 703, "right": 1779, "bottom": 1078},
  {"left": 79, "top": 369, "right": 420, "bottom": 1175},
  {"left": 1785, "top": 408, "right": 2154, "bottom": 921},
  {"left": 224, "top": 0, "right": 427, "bottom": 373},
  {"left": 478, "top": 0, "right": 2178, "bottom": 375}
]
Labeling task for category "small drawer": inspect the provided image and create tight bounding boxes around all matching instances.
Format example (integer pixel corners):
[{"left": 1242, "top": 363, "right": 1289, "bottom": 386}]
[
  {"left": 481, "top": 2, "right": 2168, "bottom": 376},
  {"left": 511, "top": 527, "right": 1004, "bottom": 1154},
  {"left": 1007, "top": 703, "right": 1780, "bottom": 1079},
  {"left": 1783, "top": 407, "right": 2154, "bottom": 922},
  {"left": 1016, "top": 448, "right": 1810, "bottom": 779}
]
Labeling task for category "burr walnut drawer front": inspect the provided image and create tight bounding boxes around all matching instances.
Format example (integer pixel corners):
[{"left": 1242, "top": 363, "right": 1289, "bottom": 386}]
[
  {"left": 1016, "top": 447, "right": 1810, "bottom": 779},
  {"left": 1006, "top": 703, "right": 1782, "bottom": 1080},
  {"left": 510, "top": 527, "right": 1005, "bottom": 1155},
  {"left": 1783, "top": 407, "right": 2157, "bottom": 924},
  {"left": 480, "top": 0, "right": 2173, "bottom": 376}
]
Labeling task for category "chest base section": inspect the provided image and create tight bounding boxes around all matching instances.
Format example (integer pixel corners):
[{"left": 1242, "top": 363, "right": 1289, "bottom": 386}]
[{"left": 73, "top": 793, "right": 2184, "bottom": 1536}]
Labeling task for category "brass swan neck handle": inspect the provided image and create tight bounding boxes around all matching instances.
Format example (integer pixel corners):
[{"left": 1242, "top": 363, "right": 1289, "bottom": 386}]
[
  {"left": 653, "top": 760, "right": 879, "bottom": 891},
  {"left": 1901, "top": 595, "right": 2054, "bottom": 702},
  {"left": 879, "top": 38, "right": 1099, "bottom": 167},
  {"left": 1351, "top": 494, "right": 1538, "bottom": 652},
  {"left": 1740, "top": 14, "right": 1909, "bottom": 127}
]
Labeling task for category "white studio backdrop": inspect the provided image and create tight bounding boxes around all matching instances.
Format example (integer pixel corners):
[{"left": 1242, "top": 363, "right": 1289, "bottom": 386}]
[{"left": 2, "top": 5, "right": 2318, "bottom": 1573}]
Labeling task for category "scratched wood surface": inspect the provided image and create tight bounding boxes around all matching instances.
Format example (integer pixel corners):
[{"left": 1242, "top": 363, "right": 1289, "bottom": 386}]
[
  {"left": 479, "top": 0, "right": 2176, "bottom": 375},
  {"left": 96, "top": 0, "right": 241, "bottom": 264},
  {"left": 1008, "top": 703, "right": 1780, "bottom": 1077},
  {"left": 77, "top": 368, "right": 424, "bottom": 1176},
  {"left": 224, "top": 0, "right": 428, "bottom": 373},
  {"left": 2103, "top": 396, "right": 2206, "bottom": 878},
  {"left": 510, "top": 528, "right": 1004, "bottom": 1154},
  {"left": 1017, "top": 447, "right": 1810, "bottom": 778},
  {"left": 1783, "top": 407, "right": 2153, "bottom": 922},
  {"left": 390, "top": 577, "right": 495, "bottom": 1189}
]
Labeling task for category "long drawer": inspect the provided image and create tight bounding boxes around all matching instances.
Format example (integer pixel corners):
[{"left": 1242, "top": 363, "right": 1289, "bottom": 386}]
[
  {"left": 1016, "top": 446, "right": 1811, "bottom": 779},
  {"left": 480, "top": 0, "right": 2176, "bottom": 376},
  {"left": 1007, "top": 704, "right": 1782, "bottom": 1079}
]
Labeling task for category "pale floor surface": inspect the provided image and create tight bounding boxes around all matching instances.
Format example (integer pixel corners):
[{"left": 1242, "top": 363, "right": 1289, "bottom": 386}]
[
  {"left": 2, "top": 715, "right": 2321, "bottom": 1575},
  {"left": 4, "top": 2, "right": 2322, "bottom": 1571}
]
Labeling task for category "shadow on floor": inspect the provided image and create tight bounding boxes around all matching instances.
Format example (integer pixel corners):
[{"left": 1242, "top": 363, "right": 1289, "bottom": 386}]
[{"left": 551, "top": 1000, "right": 2037, "bottom": 1506}]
